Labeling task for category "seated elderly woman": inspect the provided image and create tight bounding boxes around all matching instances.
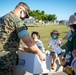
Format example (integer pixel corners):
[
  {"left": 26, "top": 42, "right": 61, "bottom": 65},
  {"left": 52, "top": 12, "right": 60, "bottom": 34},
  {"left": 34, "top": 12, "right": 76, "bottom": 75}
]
[{"left": 64, "top": 13, "right": 76, "bottom": 75}]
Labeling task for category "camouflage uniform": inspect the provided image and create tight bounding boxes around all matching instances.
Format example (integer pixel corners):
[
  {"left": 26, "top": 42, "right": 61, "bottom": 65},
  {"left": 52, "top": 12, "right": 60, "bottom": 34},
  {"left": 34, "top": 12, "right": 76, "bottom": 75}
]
[{"left": 0, "top": 11, "right": 28, "bottom": 75}]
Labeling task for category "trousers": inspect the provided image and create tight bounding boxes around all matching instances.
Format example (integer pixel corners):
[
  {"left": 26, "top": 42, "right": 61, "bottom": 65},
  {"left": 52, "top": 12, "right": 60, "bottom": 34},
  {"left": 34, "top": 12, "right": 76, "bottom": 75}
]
[{"left": 0, "top": 69, "right": 13, "bottom": 75}]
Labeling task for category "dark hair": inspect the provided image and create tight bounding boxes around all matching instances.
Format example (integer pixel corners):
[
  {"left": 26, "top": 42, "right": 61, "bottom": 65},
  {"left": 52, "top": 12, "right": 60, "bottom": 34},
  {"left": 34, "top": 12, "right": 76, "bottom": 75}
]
[
  {"left": 70, "top": 24, "right": 76, "bottom": 29},
  {"left": 74, "top": 13, "right": 76, "bottom": 15},
  {"left": 50, "top": 30, "right": 60, "bottom": 37},
  {"left": 31, "top": 31, "right": 40, "bottom": 39}
]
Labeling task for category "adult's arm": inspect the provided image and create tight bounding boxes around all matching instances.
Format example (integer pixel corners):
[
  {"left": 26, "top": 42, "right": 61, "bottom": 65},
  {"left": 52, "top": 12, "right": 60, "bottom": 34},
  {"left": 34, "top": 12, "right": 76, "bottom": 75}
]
[{"left": 22, "top": 36, "right": 46, "bottom": 61}]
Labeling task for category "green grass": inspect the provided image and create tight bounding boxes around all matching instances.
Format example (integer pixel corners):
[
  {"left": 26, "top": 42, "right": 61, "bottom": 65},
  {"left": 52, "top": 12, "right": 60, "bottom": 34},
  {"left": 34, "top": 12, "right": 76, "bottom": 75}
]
[{"left": 21, "top": 24, "right": 70, "bottom": 50}]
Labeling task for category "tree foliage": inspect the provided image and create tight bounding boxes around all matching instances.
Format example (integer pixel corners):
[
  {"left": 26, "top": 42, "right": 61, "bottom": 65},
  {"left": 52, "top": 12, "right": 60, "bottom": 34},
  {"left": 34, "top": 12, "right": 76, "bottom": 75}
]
[
  {"left": 59, "top": 20, "right": 65, "bottom": 24},
  {"left": 29, "top": 10, "right": 57, "bottom": 22}
]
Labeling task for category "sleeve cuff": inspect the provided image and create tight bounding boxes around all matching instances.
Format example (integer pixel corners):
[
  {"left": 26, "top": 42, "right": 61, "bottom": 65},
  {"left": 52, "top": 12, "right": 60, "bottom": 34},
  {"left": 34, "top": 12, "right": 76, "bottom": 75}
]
[{"left": 18, "top": 30, "right": 29, "bottom": 39}]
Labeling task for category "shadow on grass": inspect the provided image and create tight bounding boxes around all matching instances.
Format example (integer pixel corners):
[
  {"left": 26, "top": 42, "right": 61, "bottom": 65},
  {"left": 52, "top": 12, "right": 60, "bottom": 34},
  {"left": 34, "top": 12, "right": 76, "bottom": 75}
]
[
  {"left": 27, "top": 25, "right": 40, "bottom": 27},
  {"left": 62, "top": 31, "right": 68, "bottom": 34}
]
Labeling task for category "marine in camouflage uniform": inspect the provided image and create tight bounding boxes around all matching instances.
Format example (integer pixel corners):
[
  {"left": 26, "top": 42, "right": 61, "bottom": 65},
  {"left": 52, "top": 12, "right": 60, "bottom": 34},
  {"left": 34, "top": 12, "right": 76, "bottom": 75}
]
[{"left": 0, "top": 2, "right": 30, "bottom": 75}]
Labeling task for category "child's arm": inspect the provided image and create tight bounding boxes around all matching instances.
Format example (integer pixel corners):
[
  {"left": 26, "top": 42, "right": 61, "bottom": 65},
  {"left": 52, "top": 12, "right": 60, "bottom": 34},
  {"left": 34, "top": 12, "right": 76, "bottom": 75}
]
[
  {"left": 47, "top": 44, "right": 51, "bottom": 48},
  {"left": 58, "top": 38, "right": 64, "bottom": 47},
  {"left": 47, "top": 40, "right": 52, "bottom": 48}
]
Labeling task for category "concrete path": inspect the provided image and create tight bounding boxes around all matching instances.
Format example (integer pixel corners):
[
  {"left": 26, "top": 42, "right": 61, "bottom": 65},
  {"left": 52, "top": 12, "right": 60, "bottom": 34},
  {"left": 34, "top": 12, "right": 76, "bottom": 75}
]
[
  {"left": 14, "top": 67, "right": 68, "bottom": 75},
  {"left": 25, "top": 71, "right": 68, "bottom": 75},
  {"left": 50, "top": 72, "right": 68, "bottom": 75}
]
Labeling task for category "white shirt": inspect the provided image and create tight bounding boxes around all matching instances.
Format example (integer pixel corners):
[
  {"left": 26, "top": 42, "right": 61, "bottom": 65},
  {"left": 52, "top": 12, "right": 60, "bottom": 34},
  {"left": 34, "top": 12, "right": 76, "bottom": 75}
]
[
  {"left": 35, "top": 40, "right": 45, "bottom": 52},
  {"left": 48, "top": 39, "right": 62, "bottom": 54}
]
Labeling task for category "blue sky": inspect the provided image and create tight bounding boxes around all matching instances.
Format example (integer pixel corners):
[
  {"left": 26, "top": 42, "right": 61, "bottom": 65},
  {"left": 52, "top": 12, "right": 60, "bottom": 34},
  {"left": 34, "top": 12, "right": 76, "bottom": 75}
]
[{"left": 0, "top": 0, "right": 76, "bottom": 20}]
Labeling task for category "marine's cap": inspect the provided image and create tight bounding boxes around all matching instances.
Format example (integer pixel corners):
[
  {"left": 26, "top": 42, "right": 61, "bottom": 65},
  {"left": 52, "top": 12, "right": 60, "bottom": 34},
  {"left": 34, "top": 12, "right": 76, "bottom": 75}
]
[
  {"left": 17, "top": 2, "right": 30, "bottom": 12},
  {"left": 17, "top": 2, "right": 30, "bottom": 18}
]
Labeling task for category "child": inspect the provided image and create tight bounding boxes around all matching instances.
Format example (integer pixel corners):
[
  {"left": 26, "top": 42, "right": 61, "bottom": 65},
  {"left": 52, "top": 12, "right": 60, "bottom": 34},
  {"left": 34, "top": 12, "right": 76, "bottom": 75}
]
[
  {"left": 31, "top": 31, "right": 45, "bottom": 53},
  {"left": 31, "top": 31, "right": 47, "bottom": 75},
  {"left": 48, "top": 30, "right": 64, "bottom": 70}
]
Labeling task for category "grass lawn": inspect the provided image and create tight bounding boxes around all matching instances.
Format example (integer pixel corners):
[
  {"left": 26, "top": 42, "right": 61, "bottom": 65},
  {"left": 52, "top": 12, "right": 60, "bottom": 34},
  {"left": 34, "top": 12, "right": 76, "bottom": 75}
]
[{"left": 21, "top": 24, "right": 70, "bottom": 50}]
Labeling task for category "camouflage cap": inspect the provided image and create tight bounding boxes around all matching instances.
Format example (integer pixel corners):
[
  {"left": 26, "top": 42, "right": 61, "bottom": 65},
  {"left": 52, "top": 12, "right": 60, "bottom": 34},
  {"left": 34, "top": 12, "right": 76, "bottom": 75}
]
[{"left": 17, "top": 2, "right": 30, "bottom": 12}]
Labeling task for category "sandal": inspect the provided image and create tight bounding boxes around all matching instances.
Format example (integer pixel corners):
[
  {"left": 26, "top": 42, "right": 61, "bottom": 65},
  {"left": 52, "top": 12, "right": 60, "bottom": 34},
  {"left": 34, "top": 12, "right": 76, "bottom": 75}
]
[
  {"left": 61, "top": 58, "right": 66, "bottom": 66},
  {"left": 51, "top": 63, "right": 54, "bottom": 70}
]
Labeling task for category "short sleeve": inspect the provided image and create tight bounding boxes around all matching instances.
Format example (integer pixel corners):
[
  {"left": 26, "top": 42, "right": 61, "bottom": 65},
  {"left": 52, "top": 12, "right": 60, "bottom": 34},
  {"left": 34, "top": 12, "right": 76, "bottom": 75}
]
[{"left": 18, "top": 30, "right": 29, "bottom": 39}]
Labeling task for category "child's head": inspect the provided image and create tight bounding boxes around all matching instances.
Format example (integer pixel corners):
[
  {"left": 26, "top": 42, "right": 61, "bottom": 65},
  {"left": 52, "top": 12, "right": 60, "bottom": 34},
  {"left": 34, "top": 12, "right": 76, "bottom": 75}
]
[
  {"left": 31, "top": 31, "right": 40, "bottom": 40},
  {"left": 50, "top": 30, "right": 60, "bottom": 39}
]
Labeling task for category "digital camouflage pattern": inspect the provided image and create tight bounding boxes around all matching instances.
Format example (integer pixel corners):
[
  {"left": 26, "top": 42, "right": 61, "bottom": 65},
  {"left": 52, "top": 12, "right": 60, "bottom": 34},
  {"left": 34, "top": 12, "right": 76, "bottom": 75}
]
[
  {"left": 0, "top": 11, "right": 28, "bottom": 70},
  {"left": 17, "top": 2, "right": 30, "bottom": 12}
]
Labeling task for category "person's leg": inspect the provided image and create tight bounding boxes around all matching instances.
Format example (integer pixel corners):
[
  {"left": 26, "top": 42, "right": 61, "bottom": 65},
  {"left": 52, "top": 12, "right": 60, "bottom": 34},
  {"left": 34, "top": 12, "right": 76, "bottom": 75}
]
[
  {"left": 58, "top": 52, "right": 65, "bottom": 65},
  {"left": 51, "top": 53, "right": 57, "bottom": 69},
  {"left": 0, "top": 69, "right": 13, "bottom": 75},
  {"left": 52, "top": 54, "right": 57, "bottom": 64},
  {"left": 59, "top": 55, "right": 63, "bottom": 61}
]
